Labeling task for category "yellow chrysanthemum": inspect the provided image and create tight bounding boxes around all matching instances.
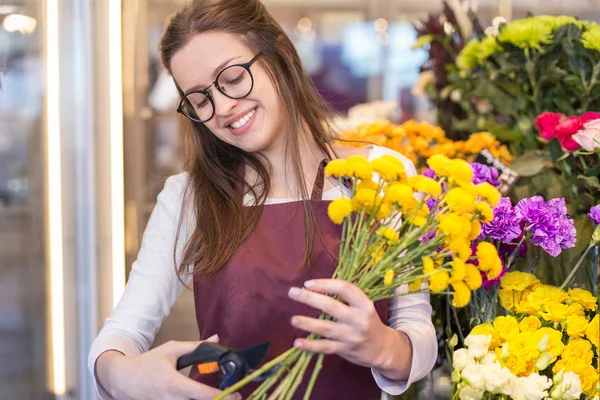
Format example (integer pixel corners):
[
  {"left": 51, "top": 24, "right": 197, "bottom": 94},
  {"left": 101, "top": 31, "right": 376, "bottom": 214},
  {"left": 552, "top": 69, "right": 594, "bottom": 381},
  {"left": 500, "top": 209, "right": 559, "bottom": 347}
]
[
  {"left": 352, "top": 188, "right": 378, "bottom": 211},
  {"left": 426, "top": 154, "right": 451, "bottom": 176},
  {"left": 447, "top": 159, "right": 474, "bottom": 184},
  {"left": 464, "top": 264, "right": 482, "bottom": 290},
  {"left": 582, "top": 23, "right": 600, "bottom": 52},
  {"left": 497, "top": 18, "right": 553, "bottom": 50},
  {"left": 567, "top": 288, "right": 598, "bottom": 311},
  {"left": 409, "top": 278, "right": 424, "bottom": 292},
  {"left": 449, "top": 258, "right": 467, "bottom": 284},
  {"left": 493, "top": 315, "right": 520, "bottom": 341},
  {"left": 527, "top": 285, "right": 568, "bottom": 310},
  {"left": 486, "top": 259, "right": 503, "bottom": 281},
  {"left": 384, "top": 269, "right": 394, "bottom": 286},
  {"left": 475, "top": 183, "right": 501, "bottom": 207},
  {"left": 377, "top": 227, "right": 399, "bottom": 244},
  {"left": 445, "top": 187, "right": 476, "bottom": 213},
  {"left": 474, "top": 201, "right": 494, "bottom": 222},
  {"left": 428, "top": 270, "right": 450, "bottom": 293},
  {"left": 457, "top": 39, "right": 481, "bottom": 70},
  {"left": 376, "top": 202, "right": 392, "bottom": 220},
  {"left": 324, "top": 159, "right": 349, "bottom": 178},
  {"left": 566, "top": 315, "right": 589, "bottom": 338},
  {"left": 446, "top": 238, "right": 472, "bottom": 262},
  {"left": 476, "top": 242, "right": 502, "bottom": 273},
  {"left": 451, "top": 281, "right": 471, "bottom": 308},
  {"left": 518, "top": 316, "right": 541, "bottom": 333},
  {"left": 327, "top": 198, "right": 352, "bottom": 224},
  {"left": 585, "top": 314, "right": 598, "bottom": 347},
  {"left": 357, "top": 179, "right": 379, "bottom": 191},
  {"left": 472, "top": 323, "right": 503, "bottom": 350},
  {"left": 408, "top": 175, "right": 442, "bottom": 197},
  {"left": 438, "top": 213, "right": 469, "bottom": 240},
  {"left": 540, "top": 302, "right": 571, "bottom": 323},
  {"left": 500, "top": 271, "right": 540, "bottom": 291},
  {"left": 478, "top": 35, "right": 503, "bottom": 61},
  {"left": 384, "top": 183, "right": 416, "bottom": 210},
  {"left": 370, "top": 158, "right": 405, "bottom": 181},
  {"left": 468, "top": 220, "right": 481, "bottom": 241},
  {"left": 422, "top": 256, "right": 435, "bottom": 275}
]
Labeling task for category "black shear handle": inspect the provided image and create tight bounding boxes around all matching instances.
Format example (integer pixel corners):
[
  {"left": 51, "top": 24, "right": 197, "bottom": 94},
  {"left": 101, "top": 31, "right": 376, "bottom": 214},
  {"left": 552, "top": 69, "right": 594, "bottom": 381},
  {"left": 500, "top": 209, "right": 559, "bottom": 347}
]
[{"left": 176, "top": 342, "right": 231, "bottom": 370}]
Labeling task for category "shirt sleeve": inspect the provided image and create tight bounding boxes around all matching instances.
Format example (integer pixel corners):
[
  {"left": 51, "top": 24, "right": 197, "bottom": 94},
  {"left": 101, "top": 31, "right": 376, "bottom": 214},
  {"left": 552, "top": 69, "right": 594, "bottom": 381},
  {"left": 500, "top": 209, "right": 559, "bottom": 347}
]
[
  {"left": 367, "top": 146, "right": 438, "bottom": 395},
  {"left": 87, "top": 173, "right": 192, "bottom": 399}
]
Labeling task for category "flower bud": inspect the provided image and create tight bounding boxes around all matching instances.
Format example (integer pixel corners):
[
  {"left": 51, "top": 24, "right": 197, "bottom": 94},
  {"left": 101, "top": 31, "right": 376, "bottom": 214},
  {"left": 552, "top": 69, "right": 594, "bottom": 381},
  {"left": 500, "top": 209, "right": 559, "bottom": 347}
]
[
  {"left": 452, "top": 368, "right": 461, "bottom": 383},
  {"left": 500, "top": 342, "right": 510, "bottom": 361},
  {"left": 535, "top": 352, "right": 553, "bottom": 371},
  {"left": 537, "top": 334, "right": 549, "bottom": 353},
  {"left": 449, "top": 334, "right": 459, "bottom": 349}
]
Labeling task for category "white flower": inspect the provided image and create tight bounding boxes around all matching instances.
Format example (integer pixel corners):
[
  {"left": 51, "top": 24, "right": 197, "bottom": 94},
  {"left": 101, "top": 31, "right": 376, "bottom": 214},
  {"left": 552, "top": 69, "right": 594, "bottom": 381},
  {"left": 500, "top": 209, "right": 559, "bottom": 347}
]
[
  {"left": 461, "top": 364, "right": 486, "bottom": 391},
  {"left": 573, "top": 119, "right": 600, "bottom": 151},
  {"left": 482, "top": 362, "right": 515, "bottom": 395},
  {"left": 458, "top": 385, "right": 484, "bottom": 400},
  {"left": 511, "top": 373, "right": 552, "bottom": 400},
  {"left": 480, "top": 352, "right": 497, "bottom": 365},
  {"left": 551, "top": 371, "right": 582, "bottom": 400},
  {"left": 464, "top": 334, "right": 491, "bottom": 359},
  {"left": 453, "top": 348, "right": 472, "bottom": 372}
]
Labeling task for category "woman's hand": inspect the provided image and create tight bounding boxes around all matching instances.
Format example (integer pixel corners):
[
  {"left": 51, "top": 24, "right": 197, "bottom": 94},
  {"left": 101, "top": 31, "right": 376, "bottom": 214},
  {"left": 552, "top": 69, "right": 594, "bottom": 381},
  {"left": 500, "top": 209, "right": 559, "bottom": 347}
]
[
  {"left": 95, "top": 336, "right": 241, "bottom": 400},
  {"left": 287, "top": 279, "right": 405, "bottom": 371}
]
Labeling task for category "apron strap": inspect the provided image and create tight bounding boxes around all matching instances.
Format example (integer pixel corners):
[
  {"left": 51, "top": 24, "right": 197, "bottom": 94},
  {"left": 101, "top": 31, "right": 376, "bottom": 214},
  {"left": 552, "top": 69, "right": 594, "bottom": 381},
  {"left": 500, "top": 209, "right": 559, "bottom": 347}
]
[{"left": 310, "top": 159, "right": 353, "bottom": 201}]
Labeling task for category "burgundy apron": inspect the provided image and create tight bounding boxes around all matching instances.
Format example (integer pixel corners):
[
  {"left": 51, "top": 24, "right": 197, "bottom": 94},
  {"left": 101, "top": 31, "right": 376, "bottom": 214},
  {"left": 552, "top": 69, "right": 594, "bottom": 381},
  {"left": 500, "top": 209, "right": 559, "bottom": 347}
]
[{"left": 191, "top": 161, "right": 388, "bottom": 399}]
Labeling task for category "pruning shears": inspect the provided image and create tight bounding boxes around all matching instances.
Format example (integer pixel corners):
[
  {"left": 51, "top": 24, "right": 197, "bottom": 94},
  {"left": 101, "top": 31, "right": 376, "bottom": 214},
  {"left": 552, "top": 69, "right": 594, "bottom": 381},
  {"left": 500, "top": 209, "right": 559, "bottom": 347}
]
[{"left": 176, "top": 341, "right": 279, "bottom": 390}]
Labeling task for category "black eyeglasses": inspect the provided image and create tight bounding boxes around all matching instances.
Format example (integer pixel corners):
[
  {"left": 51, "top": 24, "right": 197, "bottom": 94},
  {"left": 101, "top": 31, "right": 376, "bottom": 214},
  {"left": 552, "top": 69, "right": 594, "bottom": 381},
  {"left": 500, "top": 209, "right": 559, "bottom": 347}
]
[{"left": 177, "top": 52, "right": 263, "bottom": 123}]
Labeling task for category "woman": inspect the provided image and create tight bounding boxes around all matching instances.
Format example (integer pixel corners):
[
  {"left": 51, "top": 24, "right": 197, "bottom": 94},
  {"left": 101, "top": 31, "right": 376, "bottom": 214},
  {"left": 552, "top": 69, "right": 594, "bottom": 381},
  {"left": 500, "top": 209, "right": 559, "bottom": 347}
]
[{"left": 88, "top": 1, "right": 437, "bottom": 399}]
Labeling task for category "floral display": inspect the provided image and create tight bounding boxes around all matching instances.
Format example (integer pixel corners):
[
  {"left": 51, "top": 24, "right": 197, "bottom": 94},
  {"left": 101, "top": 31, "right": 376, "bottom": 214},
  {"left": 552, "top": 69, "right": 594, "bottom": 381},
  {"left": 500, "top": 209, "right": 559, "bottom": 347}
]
[
  {"left": 214, "top": 155, "right": 504, "bottom": 399},
  {"left": 337, "top": 119, "right": 512, "bottom": 169}
]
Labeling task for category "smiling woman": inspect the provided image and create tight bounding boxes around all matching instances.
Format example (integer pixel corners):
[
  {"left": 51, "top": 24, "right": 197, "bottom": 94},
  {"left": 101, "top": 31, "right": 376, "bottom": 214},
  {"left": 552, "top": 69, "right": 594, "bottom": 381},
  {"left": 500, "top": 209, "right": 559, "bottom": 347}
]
[{"left": 88, "top": 1, "right": 437, "bottom": 399}]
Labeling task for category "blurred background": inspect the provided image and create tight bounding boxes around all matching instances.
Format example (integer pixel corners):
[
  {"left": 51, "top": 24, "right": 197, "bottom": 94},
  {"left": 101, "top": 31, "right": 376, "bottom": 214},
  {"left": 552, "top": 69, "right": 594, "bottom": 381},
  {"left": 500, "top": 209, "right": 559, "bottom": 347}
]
[{"left": 0, "top": 0, "right": 598, "bottom": 399}]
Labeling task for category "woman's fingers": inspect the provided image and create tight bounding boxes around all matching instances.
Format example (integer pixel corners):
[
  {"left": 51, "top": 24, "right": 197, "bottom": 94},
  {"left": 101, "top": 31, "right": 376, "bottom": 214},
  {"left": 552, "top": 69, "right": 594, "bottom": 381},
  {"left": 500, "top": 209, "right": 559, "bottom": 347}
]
[{"left": 291, "top": 315, "right": 358, "bottom": 342}]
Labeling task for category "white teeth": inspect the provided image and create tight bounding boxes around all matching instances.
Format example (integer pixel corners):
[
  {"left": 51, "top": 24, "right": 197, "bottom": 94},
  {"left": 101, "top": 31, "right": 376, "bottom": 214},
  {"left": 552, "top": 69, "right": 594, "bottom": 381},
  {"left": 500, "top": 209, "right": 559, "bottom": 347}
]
[{"left": 230, "top": 109, "right": 256, "bottom": 129}]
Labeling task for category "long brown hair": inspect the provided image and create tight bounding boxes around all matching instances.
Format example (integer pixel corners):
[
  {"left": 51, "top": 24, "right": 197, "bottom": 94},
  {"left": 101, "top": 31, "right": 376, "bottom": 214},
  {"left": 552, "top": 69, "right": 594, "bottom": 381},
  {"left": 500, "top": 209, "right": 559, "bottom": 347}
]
[{"left": 159, "top": 0, "right": 338, "bottom": 279}]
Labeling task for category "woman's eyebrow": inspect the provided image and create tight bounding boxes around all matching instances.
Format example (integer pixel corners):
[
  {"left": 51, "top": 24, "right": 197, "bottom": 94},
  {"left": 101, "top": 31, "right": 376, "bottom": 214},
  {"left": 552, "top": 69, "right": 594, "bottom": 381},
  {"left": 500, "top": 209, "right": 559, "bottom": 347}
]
[{"left": 184, "top": 56, "right": 241, "bottom": 93}]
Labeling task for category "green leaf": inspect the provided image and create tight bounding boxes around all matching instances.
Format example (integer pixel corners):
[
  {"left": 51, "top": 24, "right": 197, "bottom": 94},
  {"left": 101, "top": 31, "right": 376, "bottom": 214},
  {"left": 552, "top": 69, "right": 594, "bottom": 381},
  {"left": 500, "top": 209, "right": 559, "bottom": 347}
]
[
  {"left": 412, "top": 34, "right": 435, "bottom": 49},
  {"left": 548, "top": 138, "right": 564, "bottom": 161},
  {"left": 511, "top": 152, "right": 546, "bottom": 177},
  {"left": 584, "top": 164, "right": 600, "bottom": 178},
  {"left": 577, "top": 175, "right": 600, "bottom": 189}
]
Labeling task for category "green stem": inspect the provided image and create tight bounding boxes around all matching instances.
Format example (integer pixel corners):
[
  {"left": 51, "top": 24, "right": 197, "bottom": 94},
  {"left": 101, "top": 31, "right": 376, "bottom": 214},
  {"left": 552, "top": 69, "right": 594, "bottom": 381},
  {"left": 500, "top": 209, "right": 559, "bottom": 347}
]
[
  {"left": 282, "top": 353, "right": 312, "bottom": 400},
  {"left": 560, "top": 244, "right": 593, "bottom": 290},
  {"left": 303, "top": 353, "right": 324, "bottom": 400},
  {"left": 214, "top": 348, "right": 297, "bottom": 400}
]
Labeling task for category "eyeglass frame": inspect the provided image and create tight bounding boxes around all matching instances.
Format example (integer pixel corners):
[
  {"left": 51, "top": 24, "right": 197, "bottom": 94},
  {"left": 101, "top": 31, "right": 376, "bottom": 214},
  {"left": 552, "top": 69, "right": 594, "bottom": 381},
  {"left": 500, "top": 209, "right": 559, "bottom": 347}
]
[{"left": 176, "top": 52, "right": 264, "bottom": 123}]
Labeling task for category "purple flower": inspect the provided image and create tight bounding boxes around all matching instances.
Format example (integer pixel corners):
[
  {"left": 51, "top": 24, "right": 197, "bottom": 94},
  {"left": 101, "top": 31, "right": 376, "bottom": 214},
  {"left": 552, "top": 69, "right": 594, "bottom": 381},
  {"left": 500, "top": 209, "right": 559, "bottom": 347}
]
[
  {"left": 423, "top": 168, "right": 436, "bottom": 178},
  {"left": 471, "top": 163, "right": 501, "bottom": 187},
  {"left": 589, "top": 205, "right": 600, "bottom": 225},
  {"left": 480, "top": 197, "right": 523, "bottom": 243},
  {"left": 515, "top": 196, "right": 576, "bottom": 257},
  {"left": 481, "top": 267, "right": 508, "bottom": 291}
]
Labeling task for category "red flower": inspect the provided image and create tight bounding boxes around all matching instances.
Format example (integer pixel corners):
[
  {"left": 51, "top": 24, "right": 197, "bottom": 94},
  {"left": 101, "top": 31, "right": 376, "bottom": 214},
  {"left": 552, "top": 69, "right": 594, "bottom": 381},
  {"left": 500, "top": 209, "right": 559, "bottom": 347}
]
[
  {"left": 558, "top": 135, "right": 582, "bottom": 151},
  {"left": 535, "top": 112, "right": 563, "bottom": 140},
  {"left": 553, "top": 116, "right": 583, "bottom": 151},
  {"left": 580, "top": 111, "right": 600, "bottom": 123}
]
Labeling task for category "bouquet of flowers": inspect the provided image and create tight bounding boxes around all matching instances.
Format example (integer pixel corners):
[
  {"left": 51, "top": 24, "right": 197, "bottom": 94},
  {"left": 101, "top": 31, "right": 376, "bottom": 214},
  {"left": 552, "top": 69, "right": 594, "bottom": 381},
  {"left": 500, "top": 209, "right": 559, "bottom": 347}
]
[
  {"left": 451, "top": 278, "right": 599, "bottom": 399},
  {"left": 337, "top": 119, "right": 512, "bottom": 170},
  {"left": 214, "top": 154, "right": 504, "bottom": 399}
]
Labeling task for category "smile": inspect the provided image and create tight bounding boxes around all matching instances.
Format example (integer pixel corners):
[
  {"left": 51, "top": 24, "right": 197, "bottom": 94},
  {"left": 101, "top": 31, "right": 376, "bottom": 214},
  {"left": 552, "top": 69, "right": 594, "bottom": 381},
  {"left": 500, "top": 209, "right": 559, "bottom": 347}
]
[{"left": 229, "top": 109, "right": 256, "bottom": 129}]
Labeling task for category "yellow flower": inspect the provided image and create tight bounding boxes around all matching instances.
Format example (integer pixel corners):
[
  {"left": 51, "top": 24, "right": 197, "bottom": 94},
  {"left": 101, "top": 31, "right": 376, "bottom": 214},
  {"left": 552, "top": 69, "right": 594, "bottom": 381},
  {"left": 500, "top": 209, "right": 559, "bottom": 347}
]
[
  {"left": 464, "top": 264, "right": 482, "bottom": 290},
  {"left": 567, "top": 288, "right": 598, "bottom": 311},
  {"left": 472, "top": 323, "right": 503, "bottom": 350},
  {"left": 532, "top": 328, "right": 564, "bottom": 360},
  {"left": 347, "top": 156, "right": 373, "bottom": 180},
  {"left": 478, "top": 35, "right": 503, "bottom": 61},
  {"left": 370, "top": 158, "right": 405, "bottom": 181},
  {"left": 438, "top": 213, "right": 469, "bottom": 240},
  {"left": 428, "top": 270, "right": 450, "bottom": 293},
  {"left": 449, "top": 258, "right": 467, "bottom": 284},
  {"left": 562, "top": 339, "right": 594, "bottom": 365},
  {"left": 475, "top": 182, "right": 501, "bottom": 206},
  {"left": 567, "top": 303, "right": 585, "bottom": 317},
  {"left": 384, "top": 269, "right": 394, "bottom": 286},
  {"left": 377, "top": 227, "right": 399, "bottom": 244},
  {"left": 499, "top": 289, "right": 523, "bottom": 312},
  {"left": 447, "top": 159, "right": 474, "bottom": 183},
  {"left": 352, "top": 188, "right": 379, "bottom": 211},
  {"left": 582, "top": 22, "right": 600, "bottom": 52},
  {"left": 408, "top": 175, "right": 442, "bottom": 197},
  {"left": 446, "top": 238, "right": 472, "bottom": 262},
  {"left": 566, "top": 315, "right": 589, "bottom": 338},
  {"left": 325, "top": 159, "right": 349, "bottom": 178},
  {"left": 494, "top": 315, "right": 520, "bottom": 341},
  {"left": 426, "top": 154, "right": 451, "bottom": 176},
  {"left": 540, "top": 302, "right": 571, "bottom": 323},
  {"left": 514, "top": 299, "right": 538, "bottom": 316},
  {"left": 585, "top": 314, "right": 598, "bottom": 347},
  {"left": 576, "top": 364, "right": 599, "bottom": 396},
  {"left": 451, "top": 281, "right": 471, "bottom": 308},
  {"left": 376, "top": 202, "right": 392, "bottom": 220},
  {"left": 357, "top": 179, "right": 379, "bottom": 191},
  {"left": 509, "top": 332, "right": 540, "bottom": 363},
  {"left": 476, "top": 242, "right": 502, "bottom": 273},
  {"left": 422, "top": 256, "right": 435, "bottom": 274},
  {"left": 384, "top": 183, "right": 416, "bottom": 210},
  {"left": 474, "top": 201, "right": 494, "bottom": 222},
  {"left": 409, "top": 278, "right": 424, "bottom": 292},
  {"left": 503, "top": 354, "right": 530, "bottom": 377},
  {"left": 497, "top": 17, "right": 553, "bottom": 50},
  {"left": 327, "top": 198, "right": 352, "bottom": 224},
  {"left": 486, "top": 260, "right": 503, "bottom": 281},
  {"left": 500, "top": 271, "right": 540, "bottom": 291},
  {"left": 518, "top": 316, "right": 541, "bottom": 333},
  {"left": 445, "top": 187, "right": 476, "bottom": 213},
  {"left": 527, "top": 285, "right": 568, "bottom": 310},
  {"left": 457, "top": 39, "right": 481, "bottom": 70},
  {"left": 468, "top": 220, "right": 481, "bottom": 241}
]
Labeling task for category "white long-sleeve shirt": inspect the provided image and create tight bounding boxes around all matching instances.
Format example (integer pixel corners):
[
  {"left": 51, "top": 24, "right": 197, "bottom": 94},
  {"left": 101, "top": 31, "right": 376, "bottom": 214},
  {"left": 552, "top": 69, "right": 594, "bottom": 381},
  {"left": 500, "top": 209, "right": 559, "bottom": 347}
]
[{"left": 88, "top": 145, "right": 437, "bottom": 399}]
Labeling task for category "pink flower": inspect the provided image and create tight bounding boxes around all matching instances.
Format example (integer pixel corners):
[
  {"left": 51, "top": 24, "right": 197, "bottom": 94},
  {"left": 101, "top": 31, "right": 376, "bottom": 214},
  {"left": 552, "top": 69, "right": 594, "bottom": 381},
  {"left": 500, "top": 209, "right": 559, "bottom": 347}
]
[
  {"left": 535, "top": 112, "right": 563, "bottom": 140},
  {"left": 580, "top": 111, "right": 600, "bottom": 123},
  {"left": 572, "top": 119, "right": 600, "bottom": 151},
  {"left": 554, "top": 116, "right": 583, "bottom": 151}
]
